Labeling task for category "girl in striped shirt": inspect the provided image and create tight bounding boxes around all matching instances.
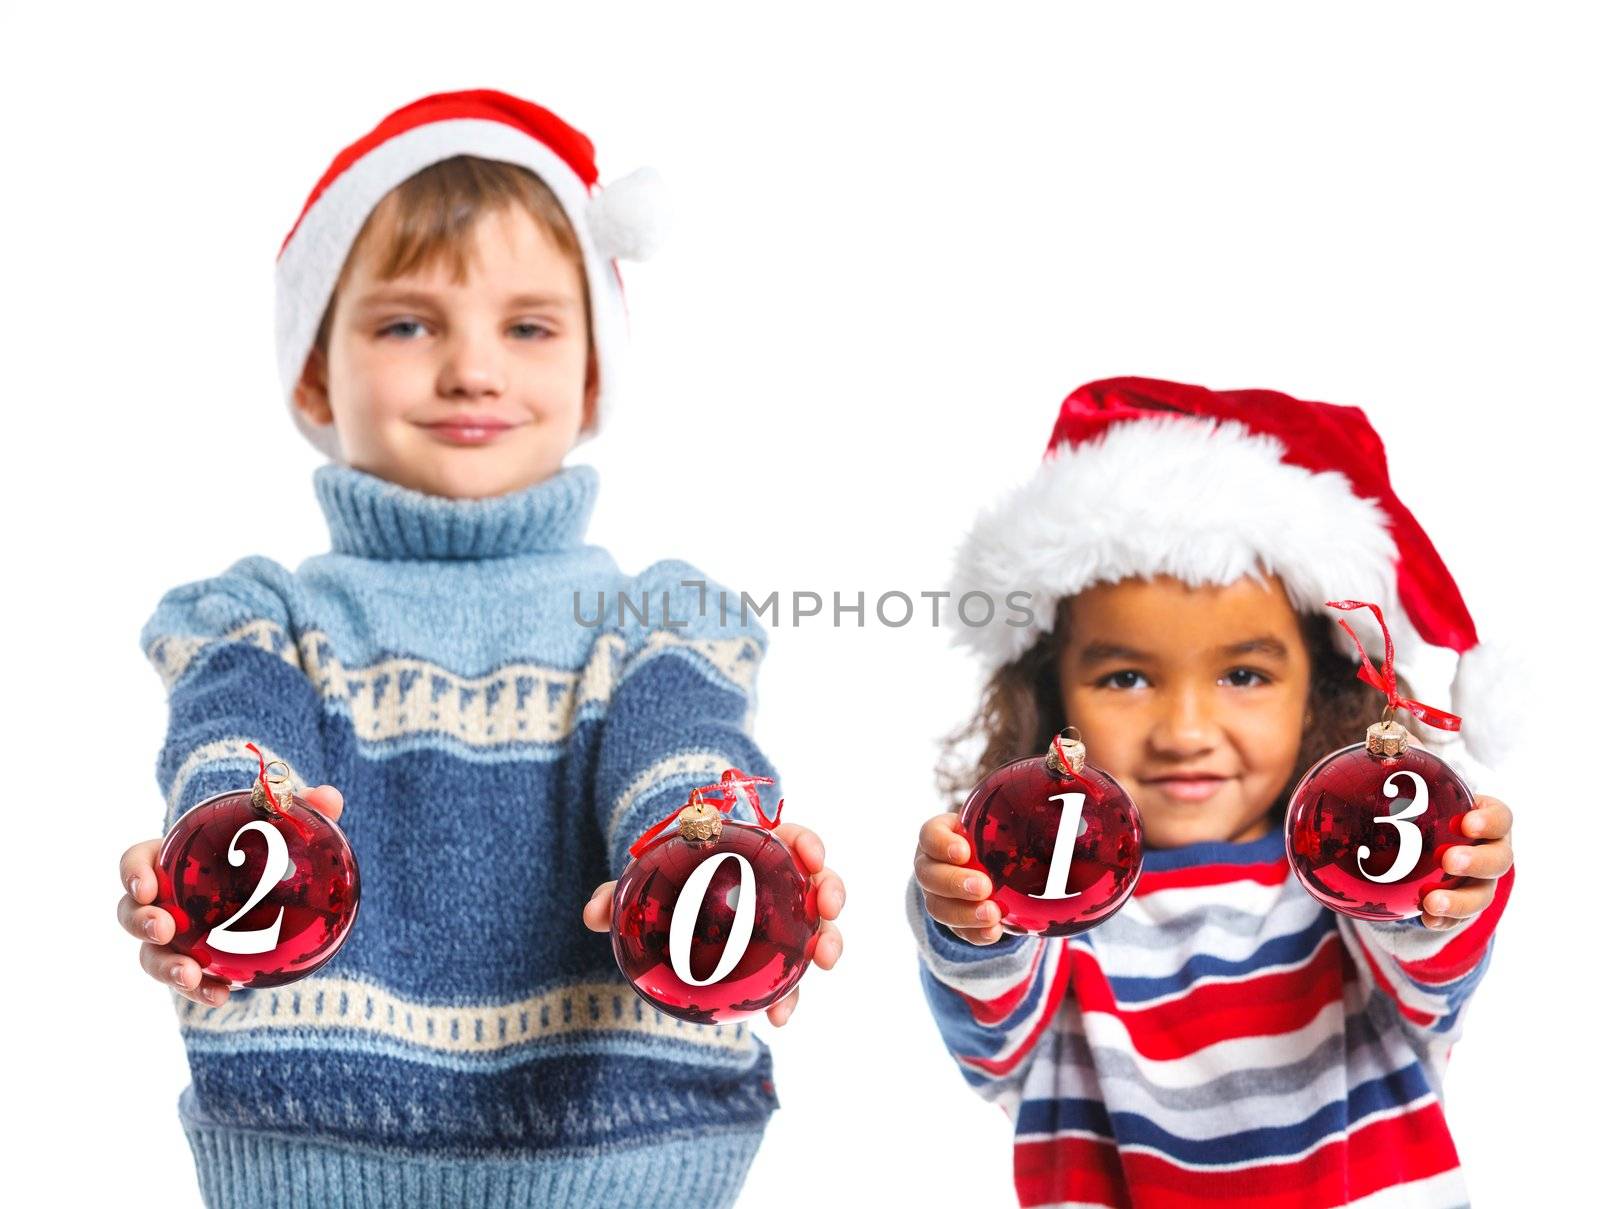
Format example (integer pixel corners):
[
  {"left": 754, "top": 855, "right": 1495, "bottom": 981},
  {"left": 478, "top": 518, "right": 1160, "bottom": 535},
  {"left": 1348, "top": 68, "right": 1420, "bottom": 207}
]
[{"left": 911, "top": 377, "right": 1516, "bottom": 1208}]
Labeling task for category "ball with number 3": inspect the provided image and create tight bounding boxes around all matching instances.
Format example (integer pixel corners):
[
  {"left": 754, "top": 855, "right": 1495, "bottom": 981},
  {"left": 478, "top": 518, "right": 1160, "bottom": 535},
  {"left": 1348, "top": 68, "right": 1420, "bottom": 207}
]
[
  {"left": 1285, "top": 734, "right": 1473, "bottom": 920},
  {"left": 154, "top": 745, "right": 361, "bottom": 989},
  {"left": 1284, "top": 600, "right": 1476, "bottom": 921}
]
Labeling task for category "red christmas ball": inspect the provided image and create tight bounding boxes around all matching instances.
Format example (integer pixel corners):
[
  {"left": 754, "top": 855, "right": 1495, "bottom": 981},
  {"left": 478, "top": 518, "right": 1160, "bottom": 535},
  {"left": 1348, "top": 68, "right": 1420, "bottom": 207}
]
[
  {"left": 1285, "top": 723, "right": 1473, "bottom": 921},
  {"left": 155, "top": 754, "right": 360, "bottom": 988},
  {"left": 612, "top": 776, "right": 818, "bottom": 1024},
  {"left": 959, "top": 732, "right": 1144, "bottom": 937}
]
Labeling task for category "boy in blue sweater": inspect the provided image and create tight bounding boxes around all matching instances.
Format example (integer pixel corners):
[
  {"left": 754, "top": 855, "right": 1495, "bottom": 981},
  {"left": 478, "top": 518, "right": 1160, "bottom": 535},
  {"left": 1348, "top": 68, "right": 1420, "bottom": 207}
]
[{"left": 114, "top": 89, "right": 844, "bottom": 1208}]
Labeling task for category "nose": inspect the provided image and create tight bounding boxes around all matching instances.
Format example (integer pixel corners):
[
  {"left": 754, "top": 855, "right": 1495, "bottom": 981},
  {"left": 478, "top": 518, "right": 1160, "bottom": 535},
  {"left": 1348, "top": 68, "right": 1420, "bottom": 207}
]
[
  {"left": 436, "top": 328, "right": 505, "bottom": 400},
  {"left": 1148, "top": 683, "right": 1220, "bottom": 759}
]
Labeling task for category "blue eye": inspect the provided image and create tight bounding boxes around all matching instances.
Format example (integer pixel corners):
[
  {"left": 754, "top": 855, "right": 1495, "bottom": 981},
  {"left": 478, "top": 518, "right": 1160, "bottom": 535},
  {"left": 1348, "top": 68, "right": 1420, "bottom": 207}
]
[
  {"left": 1098, "top": 669, "right": 1148, "bottom": 690},
  {"left": 1222, "top": 667, "right": 1269, "bottom": 687},
  {"left": 378, "top": 319, "right": 426, "bottom": 339},
  {"left": 509, "top": 322, "right": 553, "bottom": 340}
]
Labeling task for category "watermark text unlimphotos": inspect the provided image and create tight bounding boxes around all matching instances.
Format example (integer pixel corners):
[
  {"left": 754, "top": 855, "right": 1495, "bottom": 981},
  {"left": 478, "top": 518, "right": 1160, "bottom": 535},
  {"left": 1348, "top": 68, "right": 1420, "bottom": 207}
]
[{"left": 573, "top": 580, "right": 1035, "bottom": 629}]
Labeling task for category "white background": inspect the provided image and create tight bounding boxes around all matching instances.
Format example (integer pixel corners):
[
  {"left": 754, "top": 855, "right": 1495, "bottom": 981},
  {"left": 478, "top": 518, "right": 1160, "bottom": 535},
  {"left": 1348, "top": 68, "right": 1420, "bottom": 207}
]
[{"left": 5, "top": 2, "right": 1595, "bottom": 1205}]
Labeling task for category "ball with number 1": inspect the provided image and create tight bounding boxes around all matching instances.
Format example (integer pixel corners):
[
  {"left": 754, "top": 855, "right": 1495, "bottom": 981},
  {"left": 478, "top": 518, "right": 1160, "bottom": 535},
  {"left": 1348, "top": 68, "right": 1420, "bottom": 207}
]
[{"left": 959, "top": 729, "right": 1144, "bottom": 937}]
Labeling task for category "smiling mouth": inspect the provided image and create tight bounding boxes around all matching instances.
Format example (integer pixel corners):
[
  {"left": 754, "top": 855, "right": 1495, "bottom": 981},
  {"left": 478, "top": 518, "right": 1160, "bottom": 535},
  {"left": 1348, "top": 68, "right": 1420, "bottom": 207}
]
[
  {"left": 420, "top": 420, "right": 524, "bottom": 445},
  {"left": 1141, "top": 775, "right": 1232, "bottom": 802}
]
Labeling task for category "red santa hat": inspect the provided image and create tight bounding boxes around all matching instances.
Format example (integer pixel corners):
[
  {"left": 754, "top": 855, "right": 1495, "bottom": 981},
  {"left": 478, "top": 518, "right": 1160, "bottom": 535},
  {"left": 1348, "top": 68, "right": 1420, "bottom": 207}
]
[
  {"left": 948, "top": 376, "right": 1517, "bottom": 766},
  {"left": 274, "top": 88, "right": 668, "bottom": 462}
]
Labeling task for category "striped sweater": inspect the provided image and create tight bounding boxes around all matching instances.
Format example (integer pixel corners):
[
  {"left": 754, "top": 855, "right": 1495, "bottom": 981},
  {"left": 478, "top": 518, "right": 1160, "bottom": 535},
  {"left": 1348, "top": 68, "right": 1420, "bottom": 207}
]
[
  {"left": 140, "top": 461, "right": 780, "bottom": 1208},
  {"left": 911, "top": 749, "right": 1514, "bottom": 1209}
]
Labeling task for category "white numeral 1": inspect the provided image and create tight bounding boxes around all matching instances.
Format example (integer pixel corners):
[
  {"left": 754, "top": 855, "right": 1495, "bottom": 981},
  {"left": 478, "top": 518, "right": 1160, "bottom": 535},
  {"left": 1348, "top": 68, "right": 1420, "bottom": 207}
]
[
  {"left": 207, "top": 820, "right": 289, "bottom": 955},
  {"left": 670, "top": 852, "right": 757, "bottom": 986},
  {"left": 1357, "top": 770, "right": 1428, "bottom": 884},
  {"left": 1030, "top": 791, "right": 1088, "bottom": 901}
]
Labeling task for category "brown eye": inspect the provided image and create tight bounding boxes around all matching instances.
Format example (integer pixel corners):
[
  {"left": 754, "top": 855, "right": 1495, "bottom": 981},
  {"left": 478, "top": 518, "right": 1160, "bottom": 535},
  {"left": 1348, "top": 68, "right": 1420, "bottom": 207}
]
[
  {"left": 1098, "top": 670, "right": 1148, "bottom": 690},
  {"left": 1222, "top": 667, "right": 1269, "bottom": 687}
]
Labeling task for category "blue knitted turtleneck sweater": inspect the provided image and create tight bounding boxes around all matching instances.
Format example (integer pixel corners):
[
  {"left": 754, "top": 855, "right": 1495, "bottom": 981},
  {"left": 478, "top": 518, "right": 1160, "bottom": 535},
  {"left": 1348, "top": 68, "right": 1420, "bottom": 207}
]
[{"left": 140, "top": 461, "right": 781, "bottom": 1208}]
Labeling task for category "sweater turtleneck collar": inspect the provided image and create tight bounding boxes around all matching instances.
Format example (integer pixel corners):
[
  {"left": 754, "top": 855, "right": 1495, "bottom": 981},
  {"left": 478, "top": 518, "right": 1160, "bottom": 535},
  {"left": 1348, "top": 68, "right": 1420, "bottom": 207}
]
[{"left": 312, "top": 462, "right": 599, "bottom": 561}]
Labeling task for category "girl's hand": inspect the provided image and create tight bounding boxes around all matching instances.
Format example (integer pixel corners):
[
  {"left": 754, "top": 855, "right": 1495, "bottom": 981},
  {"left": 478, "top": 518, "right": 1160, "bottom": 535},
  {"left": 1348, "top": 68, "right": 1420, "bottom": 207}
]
[
  {"left": 582, "top": 822, "right": 846, "bottom": 1028},
  {"left": 1420, "top": 794, "right": 1514, "bottom": 930},
  {"left": 915, "top": 811, "right": 1004, "bottom": 946},
  {"left": 115, "top": 784, "right": 347, "bottom": 1007}
]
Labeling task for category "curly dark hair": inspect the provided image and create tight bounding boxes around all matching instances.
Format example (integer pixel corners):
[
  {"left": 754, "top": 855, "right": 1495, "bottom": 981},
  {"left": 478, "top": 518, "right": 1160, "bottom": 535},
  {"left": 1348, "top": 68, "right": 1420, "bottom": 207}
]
[{"left": 936, "top": 599, "right": 1392, "bottom": 826}]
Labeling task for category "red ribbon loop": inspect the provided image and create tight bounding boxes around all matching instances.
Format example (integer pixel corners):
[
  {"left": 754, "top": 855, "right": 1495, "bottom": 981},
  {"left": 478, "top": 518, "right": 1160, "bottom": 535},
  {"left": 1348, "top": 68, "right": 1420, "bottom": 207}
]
[
  {"left": 243, "top": 742, "right": 315, "bottom": 840},
  {"left": 628, "top": 768, "right": 785, "bottom": 858},
  {"left": 244, "top": 742, "right": 283, "bottom": 811},
  {"left": 1324, "top": 600, "right": 1463, "bottom": 733},
  {"left": 1051, "top": 734, "right": 1072, "bottom": 769}
]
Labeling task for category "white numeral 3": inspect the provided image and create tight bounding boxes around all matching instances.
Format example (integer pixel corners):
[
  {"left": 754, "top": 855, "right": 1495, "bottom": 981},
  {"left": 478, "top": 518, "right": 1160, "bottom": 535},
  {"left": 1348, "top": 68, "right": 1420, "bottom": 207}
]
[{"left": 1358, "top": 770, "right": 1428, "bottom": 884}]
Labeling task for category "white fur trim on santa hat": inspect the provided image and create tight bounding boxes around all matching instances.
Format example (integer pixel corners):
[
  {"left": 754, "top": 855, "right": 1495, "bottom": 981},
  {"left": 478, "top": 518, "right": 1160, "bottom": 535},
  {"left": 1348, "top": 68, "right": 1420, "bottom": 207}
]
[
  {"left": 275, "top": 119, "right": 650, "bottom": 462},
  {"left": 946, "top": 415, "right": 1426, "bottom": 675}
]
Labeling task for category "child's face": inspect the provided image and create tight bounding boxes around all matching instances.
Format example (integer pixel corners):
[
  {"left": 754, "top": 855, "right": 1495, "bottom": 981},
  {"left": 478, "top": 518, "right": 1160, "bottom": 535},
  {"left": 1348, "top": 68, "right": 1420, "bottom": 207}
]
[
  {"left": 294, "top": 205, "right": 594, "bottom": 499},
  {"left": 1056, "top": 574, "right": 1312, "bottom": 849}
]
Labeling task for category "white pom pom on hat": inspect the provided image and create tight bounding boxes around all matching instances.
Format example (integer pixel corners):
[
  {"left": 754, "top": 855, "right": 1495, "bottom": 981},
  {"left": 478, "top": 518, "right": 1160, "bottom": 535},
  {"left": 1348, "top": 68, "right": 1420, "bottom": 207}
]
[
  {"left": 274, "top": 88, "right": 669, "bottom": 463},
  {"left": 588, "top": 166, "right": 672, "bottom": 262},
  {"left": 947, "top": 376, "right": 1524, "bottom": 770}
]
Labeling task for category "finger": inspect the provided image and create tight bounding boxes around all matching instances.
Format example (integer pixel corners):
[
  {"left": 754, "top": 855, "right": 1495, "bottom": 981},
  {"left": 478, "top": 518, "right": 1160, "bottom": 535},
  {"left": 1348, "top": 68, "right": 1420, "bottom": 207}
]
[
  {"left": 924, "top": 892, "right": 1002, "bottom": 931},
  {"left": 774, "top": 824, "right": 824, "bottom": 875},
  {"left": 952, "top": 922, "right": 1007, "bottom": 946},
  {"left": 812, "top": 921, "right": 843, "bottom": 970},
  {"left": 119, "top": 839, "right": 162, "bottom": 904},
  {"left": 1463, "top": 797, "right": 1511, "bottom": 842},
  {"left": 766, "top": 987, "right": 799, "bottom": 1028},
  {"left": 582, "top": 882, "right": 616, "bottom": 933},
  {"left": 914, "top": 854, "right": 991, "bottom": 901},
  {"left": 814, "top": 869, "right": 845, "bottom": 919},
  {"left": 918, "top": 814, "right": 969, "bottom": 864},
  {"left": 139, "top": 944, "right": 232, "bottom": 1006},
  {"left": 188, "top": 975, "right": 233, "bottom": 1007},
  {"left": 301, "top": 784, "right": 344, "bottom": 824},
  {"left": 1424, "top": 880, "right": 1493, "bottom": 920},
  {"left": 117, "top": 893, "right": 176, "bottom": 944},
  {"left": 1440, "top": 837, "right": 1513, "bottom": 881}
]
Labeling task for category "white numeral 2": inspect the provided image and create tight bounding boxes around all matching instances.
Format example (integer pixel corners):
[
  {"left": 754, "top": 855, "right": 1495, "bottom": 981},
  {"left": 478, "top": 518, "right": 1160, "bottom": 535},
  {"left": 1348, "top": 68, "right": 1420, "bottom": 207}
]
[
  {"left": 669, "top": 852, "right": 757, "bottom": 986},
  {"left": 1357, "top": 770, "right": 1428, "bottom": 884},
  {"left": 207, "top": 820, "right": 289, "bottom": 955},
  {"left": 1029, "top": 791, "right": 1088, "bottom": 901}
]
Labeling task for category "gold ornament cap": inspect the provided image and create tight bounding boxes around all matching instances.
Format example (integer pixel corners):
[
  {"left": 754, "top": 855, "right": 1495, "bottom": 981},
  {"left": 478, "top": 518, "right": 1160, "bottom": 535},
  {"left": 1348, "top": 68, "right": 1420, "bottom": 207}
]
[
  {"left": 1366, "top": 719, "right": 1411, "bottom": 758},
  {"left": 676, "top": 795, "right": 724, "bottom": 843},
  {"left": 250, "top": 761, "right": 295, "bottom": 815},
  {"left": 1045, "top": 728, "right": 1088, "bottom": 776}
]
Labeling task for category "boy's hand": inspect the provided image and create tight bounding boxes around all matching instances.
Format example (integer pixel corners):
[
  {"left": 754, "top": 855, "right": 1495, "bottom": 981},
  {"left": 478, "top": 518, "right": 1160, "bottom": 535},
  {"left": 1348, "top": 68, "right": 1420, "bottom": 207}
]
[
  {"left": 915, "top": 811, "right": 1004, "bottom": 946},
  {"left": 116, "top": 784, "right": 346, "bottom": 1007},
  {"left": 582, "top": 822, "right": 846, "bottom": 1028},
  {"left": 1420, "top": 794, "right": 1514, "bottom": 930}
]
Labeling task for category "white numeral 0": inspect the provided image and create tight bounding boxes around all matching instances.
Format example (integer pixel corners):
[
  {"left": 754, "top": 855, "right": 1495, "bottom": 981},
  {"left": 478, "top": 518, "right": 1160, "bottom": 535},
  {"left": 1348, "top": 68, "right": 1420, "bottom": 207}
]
[
  {"left": 1357, "top": 770, "right": 1428, "bottom": 884},
  {"left": 1029, "top": 791, "right": 1088, "bottom": 901},
  {"left": 669, "top": 852, "right": 756, "bottom": 987},
  {"left": 207, "top": 820, "right": 289, "bottom": 955}
]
